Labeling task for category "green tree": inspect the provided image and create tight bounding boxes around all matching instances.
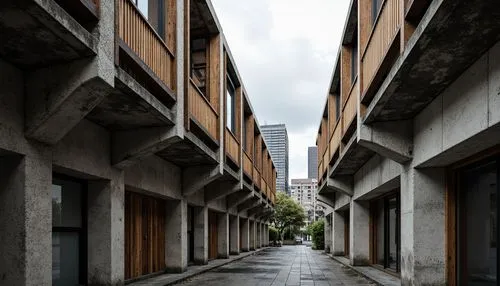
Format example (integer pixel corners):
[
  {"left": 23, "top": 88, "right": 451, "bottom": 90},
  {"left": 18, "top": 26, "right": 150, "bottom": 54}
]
[
  {"left": 310, "top": 219, "right": 325, "bottom": 250},
  {"left": 271, "top": 192, "right": 307, "bottom": 240}
]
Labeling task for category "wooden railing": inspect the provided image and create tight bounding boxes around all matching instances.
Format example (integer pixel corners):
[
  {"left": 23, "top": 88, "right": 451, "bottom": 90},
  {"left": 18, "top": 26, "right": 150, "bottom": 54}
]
[
  {"left": 361, "top": 0, "right": 401, "bottom": 95},
  {"left": 323, "top": 146, "right": 329, "bottom": 173},
  {"left": 118, "top": 0, "right": 175, "bottom": 90},
  {"left": 225, "top": 129, "right": 240, "bottom": 165},
  {"left": 329, "top": 120, "right": 342, "bottom": 160},
  {"left": 188, "top": 80, "right": 218, "bottom": 140},
  {"left": 342, "top": 79, "right": 358, "bottom": 137},
  {"left": 243, "top": 151, "right": 253, "bottom": 177},
  {"left": 253, "top": 167, "right": 261, "bottom": 189},
  {"left": 318, "top": 158, "right": 324, "bottom": 181}
]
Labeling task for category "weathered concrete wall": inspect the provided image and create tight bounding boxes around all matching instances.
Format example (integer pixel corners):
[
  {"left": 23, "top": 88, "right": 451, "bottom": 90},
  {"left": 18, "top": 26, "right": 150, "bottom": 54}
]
[{"left": 353, "top": 155, "right": 401, "bottom": 200}]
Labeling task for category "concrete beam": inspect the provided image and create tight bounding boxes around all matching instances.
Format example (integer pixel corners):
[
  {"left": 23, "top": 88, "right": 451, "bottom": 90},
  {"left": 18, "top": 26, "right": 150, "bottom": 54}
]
[
  {"left": 237, "top": 197, "right": 260, "bottom": 213},
  {"left": 325, "top": 177, "right": 353, "bottom": 197},
  {"left": 247, "top": 205, "right": 264, "bottom": 218},
  {"left": 25, "top": 59, "right": 113, "bottom": 145},
  {"left": 205, "top": 181, "right": 240, "bottom": 203},
  {"left": 358, "top": 120, "right": 413, "bottom": 164},
  {"left": 182, "top": 166, "right": 221, "bottom": 196},
  {"left": 317, "top": 193, "right": 335, "bottom": 208},
  {"left": 227, "top": 191, "right": 253, "bottom": 209},
  {"left": 112, "top": 127, "right": 180, "bottom": 169}
]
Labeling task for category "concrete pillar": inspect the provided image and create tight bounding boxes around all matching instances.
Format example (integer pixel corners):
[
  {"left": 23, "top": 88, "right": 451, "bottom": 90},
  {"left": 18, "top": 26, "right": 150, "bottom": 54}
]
[
  {"left": 217, "top": 212, "right": 229, "bottom": 259},
  {"left": 350, "top": 200, "right": 370, "bottom": 265},
  {"left": 324, "top": 214, "right": 332, "bottom": 253},
  {"left": 87, "top": 173, "right": 125, "bottom": 284},
  {"left": 229, "top": 215, "right": 240, "bottom": 255},
  {"left": 264, "top": 224, "right": 268, "bottom": 246},
  {"left": 249, "top": 220, "right": 256, "bottom": 250},
  {"left": 400, "top": 167, "right": 445, "bottom": 285},
  {"left": 0, "top": 152, "right": 51, "bottom": 285},
  {"left": 255, "top": 221, "right": 260, "bottom": 249},
  {"left": 241, "top": 218, "right": 250, "bottom": 252},
  {"left": 193, "top": 206, "right": 208, "bottom": 264},
  {"left": 165, "top": 199, "right": 188, "bottom": 273},
  {"left": 332, "top": 211, "right": 345, "bottom": 256}
]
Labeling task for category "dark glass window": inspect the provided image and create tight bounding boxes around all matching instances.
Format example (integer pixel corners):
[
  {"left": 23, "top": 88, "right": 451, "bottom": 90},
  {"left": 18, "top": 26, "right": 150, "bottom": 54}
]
[
  {"left": 372, "top": 0, "right": 383, "bottom": 24},
  {"left": 226, "top": 76, "right": 236, "bottom": 133},
  {"left": 351, "top": 39, "right": 358, "bottom": 84},
  {"left": 372, "top": 193, "right": 400, "bottom": 272},
  {"left": 52, "top": 177, "right": 86, "bottom": 286},
  {"left": 134, "top": 0, "right": 166, "bottom": 40},
  {"left": 191, "top": 38, "right": 208, "bottom": 96},
  {"left": 335, "top": 95, "right": 341, "bottom": 121}
]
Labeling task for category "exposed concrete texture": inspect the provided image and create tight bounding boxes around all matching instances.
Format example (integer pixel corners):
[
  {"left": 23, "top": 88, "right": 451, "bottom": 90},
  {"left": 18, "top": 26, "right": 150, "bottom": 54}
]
[
  {"left": 349, "top": 200, "right": 369, "bottom": 266},
  {"left": 400, "top": 166, "right": 446, "bottom": 285},
  {"left": 324, "top": 214, "right": 332, "bottom": 253},
  {"left": 334, "top": 193, "right": 351, "bottom": 211},
  {"left": 229, "top": 215, "right": 239, "bottom": 255},
  {"left": 414, "top": 42, "right": 500, "bottom": 167},
  {"left": 240, "top": 218, "right": 250, "bottom": 252},
  {"left": 165, "top": 199, "right": 188, "bottom": 273},
  {"left": 205, "top": 181, "right": 240, "bottom": 203},
  {"left": 183, "top": 166, "right": 221, "bottom": 196},
  {"left": 227, "top": 190, "right": 253, "bottom": 209},
  {"left": 217, "top": 212, "right": 229, "bottom": 259},
  {"left": 325, "top": 176, "right": 354, "bottom": 196},
  {"left": 317, "top": 193, "right": 335, "bottom": 208},
  {"left": 353, "top": 155, "right": 401, "bottom": 200},
  {"left": 0, "top": 153, "right": 52, "bottom": 285},
  {"left": 358, "top": 120, "right": 413, "bottom": 164},
  {"left": 249, "top": 220, "right": 256, "bottom": 251},
  {"left": 87, "top": 176, "right": 125, "bottom": 285},
  {"left": 332, "top": 211, "right": 345, "bottom": 256},
  {"left": 193, "top": 206, "right": 208, "bottom": 265}
]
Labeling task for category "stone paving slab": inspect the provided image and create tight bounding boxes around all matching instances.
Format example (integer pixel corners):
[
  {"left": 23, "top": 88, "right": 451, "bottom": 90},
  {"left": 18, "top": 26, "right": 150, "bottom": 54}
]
[{"left": 174, "top": 245, "right": 377, "bottom": 286}]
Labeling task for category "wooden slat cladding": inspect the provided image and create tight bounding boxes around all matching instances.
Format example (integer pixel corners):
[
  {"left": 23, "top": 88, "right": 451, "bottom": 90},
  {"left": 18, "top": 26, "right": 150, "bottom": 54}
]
[
  {"left": 125, "top": 192, "right": 166, "bottom": 280},
  {"left": 225, "top": 129, "right": 240, "bottom": 165},
  {"left": 253, "top": 167, "right": 261, "bottom": 189},
  {"left": 361, "top": 0, "right": 401, "bottom": 97},
  {"left": 329, "top": 120, "right": 342, "bottom": 161},
  {"left": 189, "top": 80, "right": 219, "bottom": 140},
  {"left": 243, "top": 151, "right": 253, "bottom": 178},
  {"left": 118, "top": 0, "right": 176, "bottom": 91},
  {"left": 254, "top": 135, "right": 263, "bottom": 171},
  {"left": 342, "top": 79, "right": 358, "bottom": 139},
  {"left": 208, "top": 212, "right": 218, "bottom": 260},
  {"left": 317, "top": 117, "right": 329, "bottom": 180}
]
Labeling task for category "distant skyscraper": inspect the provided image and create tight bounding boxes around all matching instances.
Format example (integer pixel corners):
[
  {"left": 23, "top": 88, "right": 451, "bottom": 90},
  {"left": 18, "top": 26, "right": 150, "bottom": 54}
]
[
  {"left": 308, "top": 146, "right": 318, "bottom": 179},
  {"left": 261, "top": 124, "right": 289, "bottom": 194}
]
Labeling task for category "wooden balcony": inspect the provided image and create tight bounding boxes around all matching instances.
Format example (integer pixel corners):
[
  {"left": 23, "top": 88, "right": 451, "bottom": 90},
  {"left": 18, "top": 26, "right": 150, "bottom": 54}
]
[
  {"left": 243, "top": 151, "right": 253, "bottom": 178},
  {"left": 117, "top": 0, "right": 176, "bottom": 106},
  {"left": 318, "top": 158, "right": 324, "bottom": 182},
  {"left": 342, "top": 79, "right": 358, "bottom": 140},
  {"left": 253, "top": 167, "right": 261, "bottom": 189},
  {"left": 188, "top": 80, "right": 219, "bottom": 142},
  {"left": 361, "top": 0, "right": 401, "bottom": 103},
  {"left": 225, "top": 129, "right": 240, "bottom": 166},
  {"left": 329, "top": 120, "right": 342, "bottom": 163}
]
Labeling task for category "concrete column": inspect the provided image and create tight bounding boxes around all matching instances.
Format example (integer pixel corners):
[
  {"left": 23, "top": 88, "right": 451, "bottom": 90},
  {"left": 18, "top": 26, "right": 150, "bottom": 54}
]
[
  {"left": 332, "top": 211, "right": 345, "bottom": 256},
  {"left": 0, "top": 152, "right": 51, "bottom": 285},
  {"left": 350, "top": 200, "right": 370, "bottom": 265},
  {"left": 324, "top": 214, "right": 332, "bottom": 253},
  {"left": 229, "top": 215, "right": 240, "bottom": 255},
  {"left": 400, "top": 167, "right": 445, "bottom": 285},
  {"left": 255, "top": 221, "right": 260, "bottom": 249},
  {"left": 217, "top": 212, "right": 229, "bottom": 259},
  {"left": 264, "top": 224, "right": 268, "bottom": 246},
  {"left": 87, "top": 173, "right": 125, "bottom": 284},
  {"left": 241, "top": 218, "right": 250, "bottom": 252},
  {"left": 249, "top": 220, "right": 256, "bottom": 250},
  {"left": 165, "top": 199, "right": 188, "bottom": 273},
  {"left": 193, "top": 206, "right": 208, "bottom": 264}
]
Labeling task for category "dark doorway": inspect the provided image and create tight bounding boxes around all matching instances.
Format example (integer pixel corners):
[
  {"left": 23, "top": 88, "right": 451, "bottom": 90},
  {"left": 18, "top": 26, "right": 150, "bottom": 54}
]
[{"left": 344, "top": 210, "right": 350, "bottom": 258}]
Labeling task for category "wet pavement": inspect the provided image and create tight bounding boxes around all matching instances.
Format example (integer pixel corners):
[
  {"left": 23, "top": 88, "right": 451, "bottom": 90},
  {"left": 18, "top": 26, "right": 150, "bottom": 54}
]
[{"left": 176, "top": 245, "right": 376, "bottom": 286}]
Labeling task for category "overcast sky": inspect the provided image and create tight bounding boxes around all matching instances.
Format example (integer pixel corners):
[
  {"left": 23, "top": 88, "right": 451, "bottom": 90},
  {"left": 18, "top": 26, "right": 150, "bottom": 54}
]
[{"left": 211, "top": 0, "right": 350, "bottom": 181}]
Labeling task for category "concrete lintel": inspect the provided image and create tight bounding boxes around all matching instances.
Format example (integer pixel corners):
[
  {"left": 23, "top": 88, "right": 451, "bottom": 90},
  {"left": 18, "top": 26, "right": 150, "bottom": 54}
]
[
  {"left": 237, "top": 197, "right": 260, "bottom": 213},
  {"left": 112, "top": 126, "right": 180, "bottom": 169},
  {"left": 25, "top": 59, "right": 112, "bottom": 144},
  {"left": 182, "top": 166, "right": 222, "bottom": 196},
  {"left": 326, "top": 177, "right": 353, "bottom": 197},
  {"left": 247, "top": 205, "right": 264, "bottom": 218},
  {"left": 358, "top": 120, "right": 413, "bottom": 164},
  {"left": 317, "top": 193, "right": 335, "bottom": 208},
  {"left": 205, "top": 181, "right": 241, "bottom": 203},
  {"left": 227, "top": 191, "right": 253, "bottom": 209}
]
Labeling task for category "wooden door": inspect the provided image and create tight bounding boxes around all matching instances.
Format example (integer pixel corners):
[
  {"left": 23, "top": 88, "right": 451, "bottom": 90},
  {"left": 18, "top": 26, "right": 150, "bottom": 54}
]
[
  {"left": 208, "top": 211, "right": 218, "bottom": 259},
  {"left": 125, "top": 192, "right": 166, "bottom": 280}
]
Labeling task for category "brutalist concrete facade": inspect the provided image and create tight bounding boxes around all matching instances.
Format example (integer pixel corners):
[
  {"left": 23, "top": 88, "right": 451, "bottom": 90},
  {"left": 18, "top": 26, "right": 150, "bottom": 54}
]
[
  {"left": 0, "top": 0, "right": 273, "bottom": 285},
  {"left": 317, "top": 0, "right": 500, "bottom": 285}
]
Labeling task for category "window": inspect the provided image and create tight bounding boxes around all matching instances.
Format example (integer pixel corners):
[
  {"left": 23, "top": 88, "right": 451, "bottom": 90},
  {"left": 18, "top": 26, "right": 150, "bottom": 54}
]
[
  {"left": 243, "top": 116, "right": 248, "bottom": 151},
  {"left": 52, "top": 177, "right": 86, "bottom": 286},
  {"left": 371, "top": 192, "right": 400, "bottom": 272},
  {"left": 191, "top": 38, "right": 208, "bottom": 95},
  {"left": 134, "top": 0, "right": 166, "bottom": 40},
  {"left": 226, "top": 76, "right": 236, "bottom": 133},
  {"left": 372, "top": 0, "right": 383, "bottom": 24},
  {"left": 335, "top": 95, "right": 341, "bottom": 121},
  {"left": 351, "top": 38, "right": 358, "bottom": 84}
]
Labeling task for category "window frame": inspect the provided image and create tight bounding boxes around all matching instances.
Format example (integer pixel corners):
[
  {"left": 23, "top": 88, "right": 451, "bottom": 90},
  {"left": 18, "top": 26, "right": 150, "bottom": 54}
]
[{"left": 226, "top": 75, "right": 236, "bottom": 134}]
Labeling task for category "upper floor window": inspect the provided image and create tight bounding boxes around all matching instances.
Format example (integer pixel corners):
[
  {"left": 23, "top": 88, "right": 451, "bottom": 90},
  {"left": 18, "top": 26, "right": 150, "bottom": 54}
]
[
  {"left": 351, "top": 38, "right": 358, "bottom": 84},
  {"left": 372, "top": 0, "right": 383, "bottom": 24},
  {"left": 226, "top": 76, "right": 236, "bottom": 133},
  {"left": 335, "top": 94, "right": 341, "bottom": 121},
  {"left": 134, "top": 0, "right": 166, "bottom": 40},
  {"left": 191, "top": 38, "right": 207, "bottom": 96}
]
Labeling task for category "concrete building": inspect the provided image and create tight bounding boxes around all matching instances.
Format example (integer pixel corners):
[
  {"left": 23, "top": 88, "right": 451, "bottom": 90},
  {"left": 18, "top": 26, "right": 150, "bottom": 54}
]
[
  {"left": 316, "top": 1, "right": 500, "bottom": 285},
  {"left": 0, "top": 0, "right": 275, "bottom": 285},
  {"left": 290, "top": 178, "right": 324, "bottom": 225},
  {"left": 308, "top": 146, "right": 318, "bottom": 179},
  {"left": 261, "top": 124, "right": 289, "bottom": 194}
]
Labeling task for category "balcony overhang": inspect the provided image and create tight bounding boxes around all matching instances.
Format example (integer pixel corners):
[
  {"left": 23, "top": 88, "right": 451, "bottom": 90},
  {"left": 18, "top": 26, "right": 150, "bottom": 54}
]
[
  {"left": 0, "top": 0, "right": 97, "bottom": 68},
  {"left": 331, "top": 134, "right": 375, "bottom": 177},
  {"left": 363, "top": 0, "right": 500, "bottom": 123},
  {"left": 156, "top": 132, "right": 219, "bottom": 167}
]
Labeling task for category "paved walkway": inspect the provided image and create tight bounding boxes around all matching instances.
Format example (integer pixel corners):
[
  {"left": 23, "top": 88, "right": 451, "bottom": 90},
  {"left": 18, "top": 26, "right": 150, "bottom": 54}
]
[{"left": 176, "top": 246, "right": 376, "bottom": 286}]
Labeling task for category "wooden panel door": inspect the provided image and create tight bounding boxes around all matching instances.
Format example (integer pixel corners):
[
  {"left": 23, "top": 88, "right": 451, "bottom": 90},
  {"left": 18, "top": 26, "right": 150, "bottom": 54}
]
[
  {"left": 125, "top": 192, "right": 166, "bottom": 280},
  {"left": 208, "top": 211, "right": 218, "bottom": 260}
]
